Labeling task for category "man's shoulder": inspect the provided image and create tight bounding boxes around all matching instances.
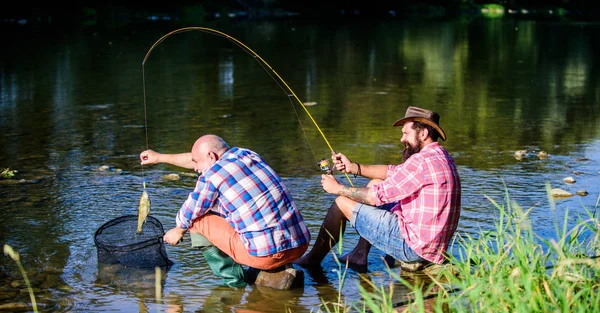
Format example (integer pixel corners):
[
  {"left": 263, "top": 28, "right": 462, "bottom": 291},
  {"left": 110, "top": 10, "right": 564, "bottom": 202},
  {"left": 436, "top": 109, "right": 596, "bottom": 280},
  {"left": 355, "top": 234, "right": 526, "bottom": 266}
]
[
  {"left": 422, "top": 142, "right": 452, "bottom": 156},
  {"left": 229, "top": 146, "right": 260, "bottom": 156}
]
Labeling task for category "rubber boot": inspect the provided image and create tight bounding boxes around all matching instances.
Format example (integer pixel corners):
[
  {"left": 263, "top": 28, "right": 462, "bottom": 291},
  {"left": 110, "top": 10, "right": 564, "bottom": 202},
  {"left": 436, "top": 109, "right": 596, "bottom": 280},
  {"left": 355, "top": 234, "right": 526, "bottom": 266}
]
[{"left": 191, "top": 232, "right": 246, "bottom": 288}]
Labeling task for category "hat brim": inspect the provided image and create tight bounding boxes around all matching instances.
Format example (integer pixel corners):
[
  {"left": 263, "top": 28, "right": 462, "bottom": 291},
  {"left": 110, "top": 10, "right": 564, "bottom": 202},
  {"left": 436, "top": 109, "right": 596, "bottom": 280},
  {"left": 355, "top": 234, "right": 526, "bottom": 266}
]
[{"left": 393, "top": 117, "right": 446, "bottom": 141}]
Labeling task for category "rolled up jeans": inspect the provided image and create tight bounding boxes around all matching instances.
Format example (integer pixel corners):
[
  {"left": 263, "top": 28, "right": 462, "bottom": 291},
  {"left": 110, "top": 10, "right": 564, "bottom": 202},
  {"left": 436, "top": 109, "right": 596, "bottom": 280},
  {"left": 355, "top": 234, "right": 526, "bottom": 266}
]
[{"left": 350, "top": 202, "right": 428, "bottom": 263}]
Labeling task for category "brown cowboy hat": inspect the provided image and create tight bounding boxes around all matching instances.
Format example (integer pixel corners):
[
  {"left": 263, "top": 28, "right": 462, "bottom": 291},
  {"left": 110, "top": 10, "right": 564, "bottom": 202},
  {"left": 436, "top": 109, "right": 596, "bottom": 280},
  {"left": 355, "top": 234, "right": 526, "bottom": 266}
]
[{"left": 392, "top": 106, "right": 446, "bottom": 141}]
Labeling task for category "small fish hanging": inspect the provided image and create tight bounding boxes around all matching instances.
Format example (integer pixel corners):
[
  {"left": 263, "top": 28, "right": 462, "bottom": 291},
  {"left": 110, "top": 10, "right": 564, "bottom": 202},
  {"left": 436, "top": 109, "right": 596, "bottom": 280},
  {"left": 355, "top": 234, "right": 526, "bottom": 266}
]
[{"left": 136, "top": 190, "right": 151, "bottom": 234}]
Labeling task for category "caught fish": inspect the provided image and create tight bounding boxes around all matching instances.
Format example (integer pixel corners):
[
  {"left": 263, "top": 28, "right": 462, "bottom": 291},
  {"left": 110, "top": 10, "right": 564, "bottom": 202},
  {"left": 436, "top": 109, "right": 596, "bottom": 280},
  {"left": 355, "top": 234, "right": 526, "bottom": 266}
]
[{"left": 136, "top": 190, "right": 151, "bottom": 234}]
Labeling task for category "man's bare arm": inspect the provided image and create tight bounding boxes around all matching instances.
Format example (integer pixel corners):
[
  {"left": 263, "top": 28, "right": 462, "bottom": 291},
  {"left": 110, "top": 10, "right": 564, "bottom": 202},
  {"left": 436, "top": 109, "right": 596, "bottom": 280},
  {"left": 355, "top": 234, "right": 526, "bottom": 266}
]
[
  {"left": 337, "top": 185, "right": 376, "bottom": 206},
  {"left": 351, "top": 163, "right": 388, "bottom": 180},
  {"left": 160, "top": 153, "right": 195, "bottom": 169},
  {"left": 141, "top": 150, "right": 195, "bottom": 169}
]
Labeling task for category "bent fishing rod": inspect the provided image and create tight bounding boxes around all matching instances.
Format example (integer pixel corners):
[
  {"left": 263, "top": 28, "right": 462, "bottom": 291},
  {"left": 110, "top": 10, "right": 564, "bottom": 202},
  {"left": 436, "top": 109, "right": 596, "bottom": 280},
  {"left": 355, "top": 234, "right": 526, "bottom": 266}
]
[{"left": 141, "top": 26, "right": 354, "bottom": 186}]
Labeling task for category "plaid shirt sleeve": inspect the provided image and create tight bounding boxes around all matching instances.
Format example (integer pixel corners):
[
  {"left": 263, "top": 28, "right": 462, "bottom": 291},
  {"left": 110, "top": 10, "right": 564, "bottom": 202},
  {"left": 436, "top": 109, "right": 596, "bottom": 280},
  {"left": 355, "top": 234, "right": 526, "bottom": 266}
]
[
  {"left": 371, "top": 156, "right": 424, "bottom": 206},
  {"left": 175, "top": 176, "right": 218, "bottom": 229}
]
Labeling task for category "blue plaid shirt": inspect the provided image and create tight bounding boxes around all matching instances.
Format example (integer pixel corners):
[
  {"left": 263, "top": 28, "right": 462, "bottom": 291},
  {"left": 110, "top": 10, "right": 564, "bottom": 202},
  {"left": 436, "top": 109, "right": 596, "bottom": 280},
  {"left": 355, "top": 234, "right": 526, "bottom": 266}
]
[{"left": 176, "top": 147, "right": 311, "bottom": 256}]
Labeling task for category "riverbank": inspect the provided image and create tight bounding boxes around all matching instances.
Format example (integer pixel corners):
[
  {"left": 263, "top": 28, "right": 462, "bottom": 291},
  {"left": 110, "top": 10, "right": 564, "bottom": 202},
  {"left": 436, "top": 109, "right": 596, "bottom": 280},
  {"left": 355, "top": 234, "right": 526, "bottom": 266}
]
[{"left": 2, "top": 2, "right": 600, "bottom": 33}]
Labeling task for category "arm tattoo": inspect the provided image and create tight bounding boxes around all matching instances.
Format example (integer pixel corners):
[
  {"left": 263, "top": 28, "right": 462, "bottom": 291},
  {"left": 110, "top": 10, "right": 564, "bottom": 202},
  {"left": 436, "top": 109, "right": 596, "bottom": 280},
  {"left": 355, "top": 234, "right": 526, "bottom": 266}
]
[{"left": 338, "top": 186, "right": 370, "bottom": 203}]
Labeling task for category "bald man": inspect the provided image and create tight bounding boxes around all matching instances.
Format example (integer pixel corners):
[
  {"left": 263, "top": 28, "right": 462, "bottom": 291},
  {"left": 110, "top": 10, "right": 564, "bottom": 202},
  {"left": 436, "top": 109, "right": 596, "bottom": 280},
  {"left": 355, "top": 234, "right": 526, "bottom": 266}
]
[{"left": 140, "top": 134, "right": 310, "bottom": 287}]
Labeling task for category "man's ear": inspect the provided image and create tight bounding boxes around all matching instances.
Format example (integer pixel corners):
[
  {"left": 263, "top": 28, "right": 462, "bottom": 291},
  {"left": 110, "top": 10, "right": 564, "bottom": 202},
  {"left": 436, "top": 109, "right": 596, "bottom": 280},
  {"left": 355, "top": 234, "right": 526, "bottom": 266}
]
[
  {"left": 420, "top": 127, "right": 429, "bottom": 140},
  {"left": 209, "top": 151, "right": 219, "bottom": 162}
]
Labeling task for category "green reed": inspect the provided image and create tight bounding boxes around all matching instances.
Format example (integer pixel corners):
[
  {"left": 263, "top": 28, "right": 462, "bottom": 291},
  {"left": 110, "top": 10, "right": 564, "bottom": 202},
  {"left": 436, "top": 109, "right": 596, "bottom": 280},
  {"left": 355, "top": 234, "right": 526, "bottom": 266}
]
[{"left": 3, "top": 244, "right": 39, "bottom": 313}]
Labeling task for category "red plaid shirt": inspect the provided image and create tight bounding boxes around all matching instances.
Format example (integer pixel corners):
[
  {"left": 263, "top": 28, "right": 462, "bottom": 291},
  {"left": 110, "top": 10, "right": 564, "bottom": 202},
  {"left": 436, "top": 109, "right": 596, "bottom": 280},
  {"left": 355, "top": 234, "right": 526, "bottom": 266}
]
[{"left": 371, "top": 142, "right": 461, "bottom": 264}]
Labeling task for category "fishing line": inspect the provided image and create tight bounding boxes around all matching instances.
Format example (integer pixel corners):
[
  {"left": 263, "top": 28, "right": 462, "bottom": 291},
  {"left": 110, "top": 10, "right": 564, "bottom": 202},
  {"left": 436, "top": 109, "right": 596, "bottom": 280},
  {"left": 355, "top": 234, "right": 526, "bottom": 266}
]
[
  {"left": 141, "top": 27, "right": 354, "bottom": 186},
  {"left": 140, "top": 67, "right": 149, "bottom": 191}
]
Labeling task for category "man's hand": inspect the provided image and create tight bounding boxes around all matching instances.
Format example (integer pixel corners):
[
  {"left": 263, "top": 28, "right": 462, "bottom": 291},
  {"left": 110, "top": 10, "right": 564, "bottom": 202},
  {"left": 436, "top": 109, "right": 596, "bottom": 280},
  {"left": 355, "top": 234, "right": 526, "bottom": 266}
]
[
  {"left": 164, "top": 227, "right": 187, "bottom": 245},
  {"left": 321, "top": 174, "right": 341, "bottom": 194},
  {"left": 331, "top": 152, "right": 353, "bottom": 174},
  {"left": 140, "top": 149, "right": 161, "bottom": 165}
]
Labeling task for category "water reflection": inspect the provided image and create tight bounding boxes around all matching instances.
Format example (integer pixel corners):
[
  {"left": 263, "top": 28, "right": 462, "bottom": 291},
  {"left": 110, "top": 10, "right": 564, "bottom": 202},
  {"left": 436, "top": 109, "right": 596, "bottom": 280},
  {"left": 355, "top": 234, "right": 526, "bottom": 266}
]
[{"left": 0, "top": 19, "right": 599, "bottom": 312}]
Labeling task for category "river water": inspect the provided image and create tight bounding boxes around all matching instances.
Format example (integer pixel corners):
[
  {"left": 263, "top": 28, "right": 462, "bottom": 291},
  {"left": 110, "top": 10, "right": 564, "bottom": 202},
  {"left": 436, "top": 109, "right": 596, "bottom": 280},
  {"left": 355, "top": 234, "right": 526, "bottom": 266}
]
[{"left": 1, "top": 18, "right": 599, "bottom": 312}]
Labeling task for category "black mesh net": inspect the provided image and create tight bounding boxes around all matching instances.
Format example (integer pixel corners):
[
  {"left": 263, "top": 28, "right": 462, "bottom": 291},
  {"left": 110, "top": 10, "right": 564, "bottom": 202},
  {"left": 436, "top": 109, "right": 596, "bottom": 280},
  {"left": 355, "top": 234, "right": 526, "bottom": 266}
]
[{"left": 94, "top": 215, "right": 173, "bottom": 268}]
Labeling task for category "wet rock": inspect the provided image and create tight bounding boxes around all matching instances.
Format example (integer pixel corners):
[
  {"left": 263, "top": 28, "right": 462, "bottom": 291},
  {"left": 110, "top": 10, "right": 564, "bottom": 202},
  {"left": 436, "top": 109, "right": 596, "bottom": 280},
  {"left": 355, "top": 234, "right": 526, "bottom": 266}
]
[
  {"left": 514, "top": 150, "right": 528, "bottom": 160},
  {"left": 576, "top": 157, "right": 590, "bottom": 161},
  {"left": 10, "top": 281, "right": 22, "bottom": 288},
  {"left": 0, "top": 302, "right": 30, "bottom": 311},
  {"left": 537, "top": 150, "right": 549, "bottom": 160},
  {"left": 162, "top": 173, "right": 180, "bottom": 181},
  {"left": 384, "top": 255, "right": 434, "bottom": 272},
  {"left": 398, "top": 260, "right": 432, "bottom": 272},
  {"left": 254, "top": 264, "right": 303, "bottom": 290},
  {"left": 56, "top": 284, "right": 72, "bottom": 292},
  {"left": 0, "top": 179, "right": 33, "bottom": 185},
  {"left": 576, "top": 190, "right": 588, "bottom": 197},
  {"left": 562, "top": 176, "right": 576, "bottom": 184},
  {"left": 572, "top": 170, "right": 584, "bottom": 175},
  {"left": 551, "top": 188, "right": 574, "bottom": 198},
  {"left": 179, "top": 172, "right": 198, "bottom": 178},
  {"left": 97, "top": 165, "right": 110, "bottom": 171}
]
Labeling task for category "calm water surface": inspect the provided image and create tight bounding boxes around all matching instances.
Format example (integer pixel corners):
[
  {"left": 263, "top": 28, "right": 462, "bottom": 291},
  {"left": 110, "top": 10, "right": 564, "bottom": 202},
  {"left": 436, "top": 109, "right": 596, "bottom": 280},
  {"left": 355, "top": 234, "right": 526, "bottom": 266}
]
[{"left": 1, "top": 19, "right": 599, "bottom": 312}]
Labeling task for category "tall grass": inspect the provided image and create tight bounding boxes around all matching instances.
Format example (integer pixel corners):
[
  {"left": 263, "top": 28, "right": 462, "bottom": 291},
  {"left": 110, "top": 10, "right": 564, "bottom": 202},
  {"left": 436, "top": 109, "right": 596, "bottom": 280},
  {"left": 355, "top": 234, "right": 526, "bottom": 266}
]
[{"left": 349, "top": 185, "right": 600, "bottom": 312}]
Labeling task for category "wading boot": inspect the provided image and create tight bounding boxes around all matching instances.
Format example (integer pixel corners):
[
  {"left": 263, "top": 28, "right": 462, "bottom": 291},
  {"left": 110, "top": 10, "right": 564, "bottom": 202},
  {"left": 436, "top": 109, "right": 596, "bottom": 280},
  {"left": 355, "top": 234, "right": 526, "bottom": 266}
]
[{"left": 191, "top": 232, "right": 246, "bottom": 288}]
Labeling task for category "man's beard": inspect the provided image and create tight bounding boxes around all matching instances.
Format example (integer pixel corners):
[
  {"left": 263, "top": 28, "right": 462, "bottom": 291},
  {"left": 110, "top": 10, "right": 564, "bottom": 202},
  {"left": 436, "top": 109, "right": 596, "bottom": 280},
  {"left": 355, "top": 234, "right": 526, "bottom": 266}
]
[{"left": 402, "top": 138, "right": 423, "bottom": 162}]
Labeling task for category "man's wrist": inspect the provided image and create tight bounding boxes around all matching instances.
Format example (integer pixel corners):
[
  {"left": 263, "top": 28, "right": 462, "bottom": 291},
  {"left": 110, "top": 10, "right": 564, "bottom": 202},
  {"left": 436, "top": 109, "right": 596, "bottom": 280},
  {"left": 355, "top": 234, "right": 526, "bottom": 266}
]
[
  {"left": 354, "top": 163, "right": 361, "bottom": 176},
  {"left": 175, "top": 225, "right": 188, "bottom": 233}
]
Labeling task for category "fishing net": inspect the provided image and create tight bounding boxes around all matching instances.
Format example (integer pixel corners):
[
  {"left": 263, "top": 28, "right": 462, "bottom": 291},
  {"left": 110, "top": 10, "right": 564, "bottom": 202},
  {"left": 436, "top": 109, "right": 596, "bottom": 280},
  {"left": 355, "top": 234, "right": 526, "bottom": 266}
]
[{"left": 94, "top": 215, "right": 173, "bottom": 268}]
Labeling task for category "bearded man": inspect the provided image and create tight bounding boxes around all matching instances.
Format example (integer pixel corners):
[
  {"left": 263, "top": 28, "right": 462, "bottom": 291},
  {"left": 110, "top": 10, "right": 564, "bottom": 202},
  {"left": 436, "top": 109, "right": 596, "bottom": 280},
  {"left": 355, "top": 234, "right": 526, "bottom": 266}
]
[{"left": 295, "top": 106, "right": 461, "bottom": 271}]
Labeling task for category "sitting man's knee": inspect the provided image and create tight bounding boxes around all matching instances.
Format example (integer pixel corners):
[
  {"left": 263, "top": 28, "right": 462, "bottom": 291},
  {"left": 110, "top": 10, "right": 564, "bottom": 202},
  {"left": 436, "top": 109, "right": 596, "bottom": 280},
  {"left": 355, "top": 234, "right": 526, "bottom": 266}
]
[{"left": 334, "top": 196, "right": 353, "bottom": 208}]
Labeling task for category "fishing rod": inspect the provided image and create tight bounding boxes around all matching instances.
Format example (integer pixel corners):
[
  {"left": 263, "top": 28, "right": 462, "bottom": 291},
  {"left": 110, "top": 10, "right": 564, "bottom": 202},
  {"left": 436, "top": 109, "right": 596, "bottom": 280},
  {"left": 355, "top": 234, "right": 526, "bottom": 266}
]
[{"left": 141, "top": 26, "right": 354, "bottom": 186}]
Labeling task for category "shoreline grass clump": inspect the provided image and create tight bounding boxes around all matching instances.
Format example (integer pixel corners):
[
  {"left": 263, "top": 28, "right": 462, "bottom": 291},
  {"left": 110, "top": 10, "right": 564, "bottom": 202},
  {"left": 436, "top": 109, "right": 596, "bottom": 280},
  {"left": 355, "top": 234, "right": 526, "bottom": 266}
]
[{"left": 352, "top": 185, "right": 600, "bottom": 312}]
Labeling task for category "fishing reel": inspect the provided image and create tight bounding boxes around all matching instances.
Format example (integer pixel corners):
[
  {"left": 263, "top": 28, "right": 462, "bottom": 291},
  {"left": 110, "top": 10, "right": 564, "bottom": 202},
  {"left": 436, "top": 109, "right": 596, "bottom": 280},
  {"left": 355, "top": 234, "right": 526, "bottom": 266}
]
[{"left": 318, "top": 158, "right": 332, "bottom": 175}]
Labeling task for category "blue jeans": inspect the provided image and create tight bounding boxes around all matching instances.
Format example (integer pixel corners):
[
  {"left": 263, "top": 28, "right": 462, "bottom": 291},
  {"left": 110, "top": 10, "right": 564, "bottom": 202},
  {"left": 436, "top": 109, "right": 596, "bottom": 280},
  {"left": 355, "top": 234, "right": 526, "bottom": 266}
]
[{"left": 350, "top": 202, "right": 427, "bottom": 263}]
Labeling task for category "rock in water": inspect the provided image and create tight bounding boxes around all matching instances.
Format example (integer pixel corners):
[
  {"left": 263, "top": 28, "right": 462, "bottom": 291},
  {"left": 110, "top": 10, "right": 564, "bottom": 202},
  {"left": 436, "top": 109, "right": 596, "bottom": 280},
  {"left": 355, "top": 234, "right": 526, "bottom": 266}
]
[
  {"left": 254, "top": 264, "right": 303, "bottom": 290},
  {"left": 551, "top": 188, "right": 574, "bottom": 198},
  {"left": 514, "top": 150, "right": 528, "bottom": 160},
  {"left": 162, "top": 173, "right": 180, "bottom": 181}
]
